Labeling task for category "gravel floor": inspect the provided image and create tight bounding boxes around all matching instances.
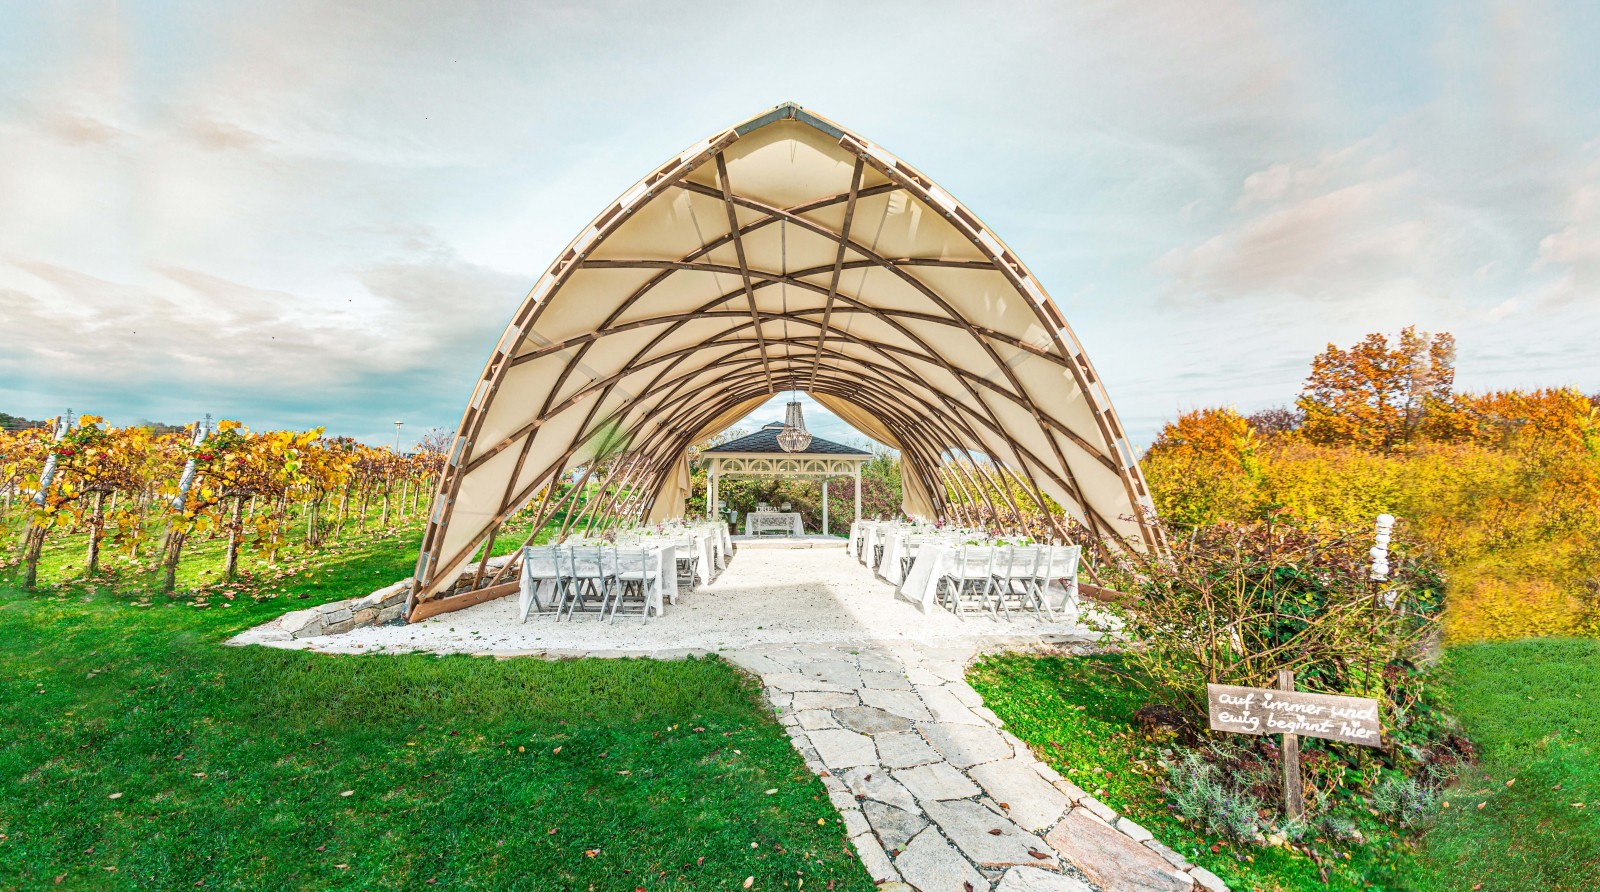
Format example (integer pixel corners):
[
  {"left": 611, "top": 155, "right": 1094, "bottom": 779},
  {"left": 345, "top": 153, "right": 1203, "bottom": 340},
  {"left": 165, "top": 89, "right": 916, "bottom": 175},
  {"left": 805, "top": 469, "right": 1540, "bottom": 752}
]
[{"left": 233, "top": 543, "right": 1099, "bottom": 656}]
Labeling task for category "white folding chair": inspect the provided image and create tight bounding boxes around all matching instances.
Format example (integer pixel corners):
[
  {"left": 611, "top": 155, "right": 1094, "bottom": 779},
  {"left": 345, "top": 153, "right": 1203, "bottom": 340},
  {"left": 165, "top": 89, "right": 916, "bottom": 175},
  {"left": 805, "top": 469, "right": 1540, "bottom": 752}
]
[
  {"left": 560, "top": 545, "right": 615, "bottom": 620},
  {"left": 937, "top": 545, "right": 997, "bottom": 619},
  {"left": 667, "top": 536, "right": 698, "bottom": 588},
  {"left": 992, "top": 545, "right": 1046, "bottom": 621},
  {"left": 1027, "top": 545, "right": 1082, "bottom": 618},
  {"left": 518, "top": 546, "right": 568, "bottom": 622},
  {"left": 609, "top": 547, "right": 662, "bottom": 622}
]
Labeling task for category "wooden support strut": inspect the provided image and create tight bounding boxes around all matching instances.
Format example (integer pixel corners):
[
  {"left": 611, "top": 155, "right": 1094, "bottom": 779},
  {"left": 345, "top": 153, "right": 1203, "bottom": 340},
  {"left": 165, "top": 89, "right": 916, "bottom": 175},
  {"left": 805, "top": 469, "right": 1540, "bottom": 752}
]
[
  {"left": 714, "top": 152, "right": 774, "bottom": 394},
  {"left": 810, "top": 156, "right": 864, "bottom": 393}
]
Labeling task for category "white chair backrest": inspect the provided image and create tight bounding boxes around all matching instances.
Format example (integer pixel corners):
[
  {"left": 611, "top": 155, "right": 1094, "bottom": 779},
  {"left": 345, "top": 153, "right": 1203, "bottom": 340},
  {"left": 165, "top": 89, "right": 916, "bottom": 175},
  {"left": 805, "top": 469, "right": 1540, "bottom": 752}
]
[
  {"left": 1035, "top": 545, "right": 1083, "bottom": 580},
  {"left": 568, "top": 545, "right": 612, "bottom": 577},
  {"left": 523, "top": 546, "right": 563, "bottom": 578},
  {"left": 997, "top": 545, "right": 1042, "bottom": 577},
  {"left": 955, "top": 545, "right": 996, "bottom": 577},
  {"left": 615, "top": 547, "right": 661, "bottom": 575}
]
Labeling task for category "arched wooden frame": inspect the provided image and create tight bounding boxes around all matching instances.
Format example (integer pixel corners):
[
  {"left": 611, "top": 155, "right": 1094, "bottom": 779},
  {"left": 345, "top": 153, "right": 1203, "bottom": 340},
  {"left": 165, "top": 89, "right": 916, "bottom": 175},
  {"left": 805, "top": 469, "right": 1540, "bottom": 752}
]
[{"left": 407, "top": 103, "right": 1162, "bottom": 621}]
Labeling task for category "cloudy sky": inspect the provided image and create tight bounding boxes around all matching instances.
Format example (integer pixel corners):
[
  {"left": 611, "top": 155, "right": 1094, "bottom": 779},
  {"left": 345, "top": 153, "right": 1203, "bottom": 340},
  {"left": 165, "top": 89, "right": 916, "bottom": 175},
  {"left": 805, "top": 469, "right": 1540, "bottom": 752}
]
[{"left": 3, "top": 1, "right": 1597, "bottom": 450}]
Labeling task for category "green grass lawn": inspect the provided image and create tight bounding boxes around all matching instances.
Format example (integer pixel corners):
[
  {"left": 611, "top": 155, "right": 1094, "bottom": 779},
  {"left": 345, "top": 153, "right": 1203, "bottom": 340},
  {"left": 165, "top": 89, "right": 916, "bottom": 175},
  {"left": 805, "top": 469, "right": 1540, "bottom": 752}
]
[
  {"left": 0, "top": 524, "right": 874, "bottom": 890},
  {"left": 1406, "top": 639, "right": 1600, "bottom": 891},
  {"left": 969, "top": 645, "right": 1600, "bottom": 892}
]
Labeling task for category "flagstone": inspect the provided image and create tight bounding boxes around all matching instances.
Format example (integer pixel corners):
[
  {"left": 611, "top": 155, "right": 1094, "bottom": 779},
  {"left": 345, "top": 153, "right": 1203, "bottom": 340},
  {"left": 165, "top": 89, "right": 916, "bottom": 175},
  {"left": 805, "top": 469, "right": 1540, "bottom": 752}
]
[
  {"left": 850, "top": 830, "right": 900, "bottom": 883},
  {"left": 859, "top": 688, "right": 934, "bottom": 722},
  {"left": 944, "top": 680, "right": 986, "bottom": 707},
  {"left": 837, "top": 705, "right": 915, "bottom": 735},
  {"left": 922, "top": 798, "right": 1058, "bottom": 869},
  {"left": 894, "top": 827, "right": 991, "bottom": 892},
  {"left": 994, "top": 866, "right": 1092, "bottom": 892},
  {"left": 1042, "top": 808, "right": 1192, "bottom": 892},
  {"left": 734, "top": 628, "right": 1216, "bottom": 892},
  {"left": 861, "top": 669, "right": 914, "bottom": 689},
  {"left": 863, "top": 799, "right": 928, "bottom": 853},
  {"left": 875, "top": 730, "right": 942, "bottom": 768},
  {"left": 796, "top": 709, "right": 841, "bottom": 730},
  {"left": 765, "top": 672, "right": 858, "bottom": 693},
  {"left": 893, "top": 762, "right": 980, "bottom": 801},
  {"left": 968, "top": 760, "right": 1072, "bottom": 831},
  {"left": 843, "top": 766, "right": 919, "bottom": 813},
  {"left": 919, "top": 722, "right": 1012, "bottom": 768},
  {"left": 915, "top": 684, "right": 986, "bottom": 725},
  {"left": 790, "top": 690, "right": 860, "bottom": 710},
  {"left": 808, "top": 728, "right": 878, "bottom": 769}
]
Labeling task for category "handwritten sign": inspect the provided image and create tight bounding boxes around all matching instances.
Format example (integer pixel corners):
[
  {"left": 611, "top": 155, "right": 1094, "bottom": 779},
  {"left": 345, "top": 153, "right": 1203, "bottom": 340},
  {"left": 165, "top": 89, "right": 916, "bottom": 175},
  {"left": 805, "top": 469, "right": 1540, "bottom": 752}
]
[{"left": 1207, "top": 683, "right": 1383, "bottom": 747}]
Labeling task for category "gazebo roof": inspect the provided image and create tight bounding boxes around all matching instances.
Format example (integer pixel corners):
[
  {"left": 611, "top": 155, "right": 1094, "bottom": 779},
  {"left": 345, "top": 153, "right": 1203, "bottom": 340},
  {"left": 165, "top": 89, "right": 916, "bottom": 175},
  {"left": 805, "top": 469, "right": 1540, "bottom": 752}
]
[{"left": 702, "top": 422, "right": 872, "bottom": 457}]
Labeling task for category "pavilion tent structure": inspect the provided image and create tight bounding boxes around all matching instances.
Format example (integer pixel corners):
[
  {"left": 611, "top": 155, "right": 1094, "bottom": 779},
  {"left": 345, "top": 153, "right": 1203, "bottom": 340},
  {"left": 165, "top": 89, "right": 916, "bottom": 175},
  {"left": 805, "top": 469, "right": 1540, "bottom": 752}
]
[
  {"left": 406, "top": 103, "right": 1161, "bottom": 622},
  {"left": 700, "top": 421, "right": 873, "bottom": 536}
]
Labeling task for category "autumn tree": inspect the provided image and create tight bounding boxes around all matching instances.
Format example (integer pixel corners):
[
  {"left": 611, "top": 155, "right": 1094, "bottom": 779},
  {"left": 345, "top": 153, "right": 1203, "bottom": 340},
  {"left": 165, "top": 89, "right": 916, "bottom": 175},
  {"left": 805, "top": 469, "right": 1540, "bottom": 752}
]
[
  {"left": 1142, "top": 408, "right": 1263, "bottom": 527},
  {"left": 52, "top": 417, "right": 159, "bottom": 575},
  {"left": 11, "top": 421, "right": 65, "bottom": 588},
  {"left": 1297, "top": 327, "right": 1464, "bottom": 453},
  {"left": 1459, "top": 388, "right": 1600, "bottom": 452},
  {"left": 1245, "top": 406, "right": 1302, "bottom": 436}
]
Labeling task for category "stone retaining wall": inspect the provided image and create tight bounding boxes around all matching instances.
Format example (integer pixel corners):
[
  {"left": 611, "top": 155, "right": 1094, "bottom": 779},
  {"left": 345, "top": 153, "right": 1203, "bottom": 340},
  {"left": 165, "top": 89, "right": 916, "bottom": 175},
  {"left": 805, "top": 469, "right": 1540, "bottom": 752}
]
[{"left": 277, "top": 580, "right": 410, "bottom": 639}]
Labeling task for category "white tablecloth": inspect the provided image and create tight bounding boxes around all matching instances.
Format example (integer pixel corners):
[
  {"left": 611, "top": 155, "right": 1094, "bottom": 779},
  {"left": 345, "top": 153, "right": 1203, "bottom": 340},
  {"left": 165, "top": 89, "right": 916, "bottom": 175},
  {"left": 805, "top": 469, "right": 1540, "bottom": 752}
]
[
  {"left": 637, "top": 536, "right": 710, "bottom": 587},
  {"left": 857, "top": 521, "right": 889, "bottom": 565},
  {"left": 745, "top": 512, "right": 804, "bottom": 536},
  {"left": 612, "top": 543, "right": 678, "bottom": 614},
  {"left": 881, "top": 532, "right": 932, "bottom": 585},
  {"left": 654, "top": 544, "right": 678, "bottom": 612},
  {"left": 689, "top": 533, "right": 714, "bottom": 585},
  {"left": 897, "top": 543, "right": 950, "bottom": 612}
]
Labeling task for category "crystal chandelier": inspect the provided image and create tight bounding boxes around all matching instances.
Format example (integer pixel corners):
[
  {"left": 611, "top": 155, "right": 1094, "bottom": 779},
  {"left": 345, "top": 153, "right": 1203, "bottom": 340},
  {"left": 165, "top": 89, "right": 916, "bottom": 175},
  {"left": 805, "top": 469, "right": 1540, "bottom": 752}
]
[{"left": 777, "top": 397, "right": 812, "bottom": 452}]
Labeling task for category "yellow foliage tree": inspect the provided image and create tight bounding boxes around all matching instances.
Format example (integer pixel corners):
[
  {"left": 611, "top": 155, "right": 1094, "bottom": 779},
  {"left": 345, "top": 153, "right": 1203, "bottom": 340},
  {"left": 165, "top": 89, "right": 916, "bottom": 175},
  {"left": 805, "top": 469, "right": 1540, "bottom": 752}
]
[{"left": 1146, "top": 328, "right": 1600, "bottom": 643}]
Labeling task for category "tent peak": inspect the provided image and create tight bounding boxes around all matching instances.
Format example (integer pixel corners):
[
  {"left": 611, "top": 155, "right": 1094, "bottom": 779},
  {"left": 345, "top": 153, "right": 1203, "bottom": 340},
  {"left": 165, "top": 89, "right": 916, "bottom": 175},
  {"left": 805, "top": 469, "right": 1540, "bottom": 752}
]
[{"left": 734, "top": 102, "right": 844, "bottom": 140}]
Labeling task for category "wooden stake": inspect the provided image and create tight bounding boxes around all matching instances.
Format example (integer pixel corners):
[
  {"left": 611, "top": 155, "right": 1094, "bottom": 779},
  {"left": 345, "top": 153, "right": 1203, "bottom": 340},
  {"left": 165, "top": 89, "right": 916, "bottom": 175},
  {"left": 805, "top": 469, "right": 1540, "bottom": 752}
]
[{"left": 1278, "top": 668, "right": 1305, "bottom": 821}]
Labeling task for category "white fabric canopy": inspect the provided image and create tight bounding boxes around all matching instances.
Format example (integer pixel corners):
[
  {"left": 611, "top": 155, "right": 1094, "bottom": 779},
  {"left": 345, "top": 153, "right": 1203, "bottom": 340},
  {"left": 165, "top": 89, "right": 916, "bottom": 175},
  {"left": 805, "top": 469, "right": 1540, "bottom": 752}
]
[{"left": 409, "top": 104, "right": 1159, "bottom": 616}]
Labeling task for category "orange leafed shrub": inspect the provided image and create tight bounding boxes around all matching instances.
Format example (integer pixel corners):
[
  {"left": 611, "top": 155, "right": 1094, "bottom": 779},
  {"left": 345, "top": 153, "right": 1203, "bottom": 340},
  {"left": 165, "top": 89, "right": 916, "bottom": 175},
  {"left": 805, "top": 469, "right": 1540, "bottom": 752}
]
[{"left": 1143, "top": 330, "right": 1600, "bottom": 643}]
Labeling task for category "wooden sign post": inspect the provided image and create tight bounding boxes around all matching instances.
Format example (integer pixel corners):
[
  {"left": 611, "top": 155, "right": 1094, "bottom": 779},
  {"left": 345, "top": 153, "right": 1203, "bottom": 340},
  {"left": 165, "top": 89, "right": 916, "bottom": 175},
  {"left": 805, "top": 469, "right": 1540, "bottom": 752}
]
[
  {"left": 1208, "top": 675, "right": 1383, "bottom": 820},
  {"left": 1277, "top": 669, "right": 1304, "bottom": 819}
]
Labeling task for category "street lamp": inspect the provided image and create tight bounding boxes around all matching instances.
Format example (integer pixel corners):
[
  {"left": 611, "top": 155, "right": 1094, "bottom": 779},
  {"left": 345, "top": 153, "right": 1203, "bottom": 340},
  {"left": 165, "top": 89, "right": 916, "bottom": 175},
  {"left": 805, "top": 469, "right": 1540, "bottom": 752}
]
[{"left": 393, "top": 420, "right": 404, "bottom": 454}]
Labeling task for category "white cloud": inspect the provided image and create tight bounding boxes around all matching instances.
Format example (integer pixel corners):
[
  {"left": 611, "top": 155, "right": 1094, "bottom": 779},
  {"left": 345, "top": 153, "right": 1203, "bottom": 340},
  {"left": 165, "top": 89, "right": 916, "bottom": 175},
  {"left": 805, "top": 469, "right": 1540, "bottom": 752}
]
[{"left": 1, "top": 0, "right": 1597, "bottom": 448}]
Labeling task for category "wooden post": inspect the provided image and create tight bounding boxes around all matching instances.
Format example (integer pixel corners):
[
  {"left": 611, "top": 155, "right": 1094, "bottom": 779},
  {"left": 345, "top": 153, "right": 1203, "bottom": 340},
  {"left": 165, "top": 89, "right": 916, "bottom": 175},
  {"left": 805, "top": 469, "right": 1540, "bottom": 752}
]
[
  {"left": 822, "top": 478, "right": 829, "bottom": 536},
  {"left": 708, "top": 461, "right": 719, "bottom": 525},
  {"left": 853, "top": 464, "right": 862, "bottom": 523},
  {"left": 1278, "top": 669, "right": 1304, "bottom": 821}
]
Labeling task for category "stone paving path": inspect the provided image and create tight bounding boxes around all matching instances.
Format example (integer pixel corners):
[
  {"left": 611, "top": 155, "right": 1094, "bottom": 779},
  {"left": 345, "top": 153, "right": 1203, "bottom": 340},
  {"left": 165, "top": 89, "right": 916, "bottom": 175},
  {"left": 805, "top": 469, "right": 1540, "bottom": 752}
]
[{"left": 727, "top": 643, "right": 1229, "bottom": 892}]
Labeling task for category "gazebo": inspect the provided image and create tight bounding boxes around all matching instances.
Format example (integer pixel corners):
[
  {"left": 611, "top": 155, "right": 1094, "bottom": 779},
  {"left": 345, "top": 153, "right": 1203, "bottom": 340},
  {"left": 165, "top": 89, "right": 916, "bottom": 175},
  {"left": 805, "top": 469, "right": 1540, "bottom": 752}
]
[
  {"left": 405, "top": 103, "right": 1160, "bottom": 621},
  {"left": 700, "top": 420, "right": 873, "bottom": 535}
]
